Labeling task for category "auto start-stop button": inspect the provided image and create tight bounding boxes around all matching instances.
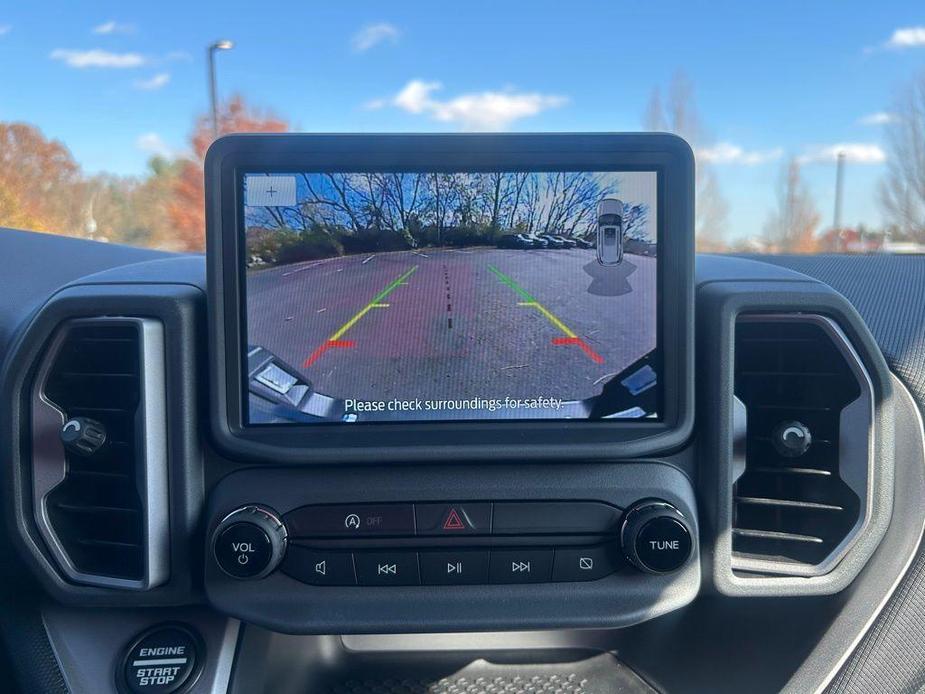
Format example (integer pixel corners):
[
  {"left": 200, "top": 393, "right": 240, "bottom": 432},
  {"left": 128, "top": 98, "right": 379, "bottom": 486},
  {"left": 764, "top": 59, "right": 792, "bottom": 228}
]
[{"left": 119, "top": 624, "right": 203, "bottom": 694}]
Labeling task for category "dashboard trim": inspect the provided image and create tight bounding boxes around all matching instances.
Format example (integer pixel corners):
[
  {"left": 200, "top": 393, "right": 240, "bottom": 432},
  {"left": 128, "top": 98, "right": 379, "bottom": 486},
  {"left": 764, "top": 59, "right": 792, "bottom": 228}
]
[
  {"left": 730, "top": 314, "right": 876, "bottom": 578},
  {"left": 697, "top": 279, "right": 895, "bottom": 596}
]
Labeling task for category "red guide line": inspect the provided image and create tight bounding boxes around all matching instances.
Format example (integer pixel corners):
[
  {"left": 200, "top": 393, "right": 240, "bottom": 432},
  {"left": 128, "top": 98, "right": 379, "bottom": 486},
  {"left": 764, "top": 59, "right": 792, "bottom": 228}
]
[
  {"left": 303, "top": 340, "right": 356, "bottom": 368},
  {"left": 552, "top": 337, "right": 604, "bottom": 364}
]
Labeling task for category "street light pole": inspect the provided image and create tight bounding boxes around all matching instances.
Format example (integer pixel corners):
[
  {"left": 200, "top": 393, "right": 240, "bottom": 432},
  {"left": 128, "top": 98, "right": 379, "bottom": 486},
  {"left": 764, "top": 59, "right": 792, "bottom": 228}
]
[
  {"left": 833, "top": 150, "right": 846, "bottom": 233},
  {"left": 208, "top": 40, "right": 234, "bottom": 140}
]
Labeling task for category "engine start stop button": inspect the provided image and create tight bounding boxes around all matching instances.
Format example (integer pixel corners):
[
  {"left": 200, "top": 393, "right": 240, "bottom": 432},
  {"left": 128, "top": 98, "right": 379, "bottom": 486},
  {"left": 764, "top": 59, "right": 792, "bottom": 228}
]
[{"left": 119, "top": 624, "right": 202, "bottom": 694}]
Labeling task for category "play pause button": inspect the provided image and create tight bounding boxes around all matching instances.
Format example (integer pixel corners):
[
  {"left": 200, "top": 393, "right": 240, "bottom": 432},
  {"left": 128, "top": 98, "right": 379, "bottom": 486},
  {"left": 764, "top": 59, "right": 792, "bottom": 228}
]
[
  {"left": 489, "top": 549, "right": 553, "bottom": 584},
  {"left": 420, "top": 550, "right": 489, "bottom": 585}
]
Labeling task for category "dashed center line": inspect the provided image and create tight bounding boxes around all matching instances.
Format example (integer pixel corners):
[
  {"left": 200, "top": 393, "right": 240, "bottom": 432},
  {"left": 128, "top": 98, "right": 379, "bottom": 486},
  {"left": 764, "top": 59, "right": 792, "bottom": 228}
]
[{"left": 443, "top": 263, "right": 453, "bottom": 329}]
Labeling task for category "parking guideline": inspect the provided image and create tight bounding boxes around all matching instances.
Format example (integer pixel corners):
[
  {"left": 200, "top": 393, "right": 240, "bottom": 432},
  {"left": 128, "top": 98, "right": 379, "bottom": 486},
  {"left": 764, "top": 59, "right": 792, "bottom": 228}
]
[
  {"left": 487, "top": 264, "right": 602, "bottom": 364},
  {"left": 329, "top": 265, "right": 418, "bottom": 341},
  {"left": 304, "top": 265, "right": 418, "bottom": 367}
]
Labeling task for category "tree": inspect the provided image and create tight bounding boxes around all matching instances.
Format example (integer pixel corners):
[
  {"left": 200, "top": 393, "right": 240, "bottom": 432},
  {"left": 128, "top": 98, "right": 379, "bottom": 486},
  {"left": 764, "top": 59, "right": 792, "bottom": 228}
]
[
  {"left": 763, "top": 158, "right": 820, "bottom": 253},
  {"left": 645, "top": 73, "right": 729, "bottom": 251},
  {"left": 879, "top": 71, "right": 925, "bottom": 241},
  {"left": 169, "top": 96, "right": 289, "bottom": 251},
  {"left": 83, "top": 157, "right": 186, "bottom": 248},
  {"left": 0, "top": 122, "right": 84, "bottom": 235}
]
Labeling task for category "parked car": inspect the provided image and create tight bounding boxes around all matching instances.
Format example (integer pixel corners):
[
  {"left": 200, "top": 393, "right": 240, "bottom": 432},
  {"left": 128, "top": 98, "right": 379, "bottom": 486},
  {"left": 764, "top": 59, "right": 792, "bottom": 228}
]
[
  {"left": 497, "top": 233, "right": 532, "bottom": 249},
  {"left": 522, "top": 233, "right": 549, "bottom": 248},
  {"left": 548, "top": 235, "right": 577, "bottom": 249},
  {"left": 624, "top": 234, "right": 656, "bottom": 256},
  {"left": 537, "top": 234, "right": 567, "bottom": 249},
  {"left": 574, "top": 237, "right": 594, "bottom": 249}
]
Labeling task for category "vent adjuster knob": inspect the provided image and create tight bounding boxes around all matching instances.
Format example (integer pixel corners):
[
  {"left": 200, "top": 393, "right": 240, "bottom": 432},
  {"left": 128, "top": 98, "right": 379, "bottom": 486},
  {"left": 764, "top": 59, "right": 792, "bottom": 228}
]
[
  {"left": 772, "top": 420, "right": 813, "bottom": 458},
  {"left": 60, "top": 416, "right": 107, "bottom": 457}
]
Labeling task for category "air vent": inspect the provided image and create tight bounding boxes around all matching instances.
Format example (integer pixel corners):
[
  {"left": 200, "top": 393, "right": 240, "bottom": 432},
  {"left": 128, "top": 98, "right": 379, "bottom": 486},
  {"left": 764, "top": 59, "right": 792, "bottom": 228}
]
[
  {"left": 31, "top": 318, "right": 168, "bottom": 589},
  {"left": 732, "top": 314, "right": 871, "bottom": 576}
]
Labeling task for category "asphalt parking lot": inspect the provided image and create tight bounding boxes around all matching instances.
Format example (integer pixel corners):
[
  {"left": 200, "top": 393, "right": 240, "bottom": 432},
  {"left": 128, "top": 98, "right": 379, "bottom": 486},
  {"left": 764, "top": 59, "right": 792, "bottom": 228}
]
[{"left": 246, "top": 247, "right": 656, "bottom": 405}]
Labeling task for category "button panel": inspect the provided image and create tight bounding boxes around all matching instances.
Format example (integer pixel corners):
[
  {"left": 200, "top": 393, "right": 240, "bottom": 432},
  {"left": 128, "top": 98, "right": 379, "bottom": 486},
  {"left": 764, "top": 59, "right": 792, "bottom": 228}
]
[
  {"left": 283, "top": 545, "right": 621, "bottom": 586},
  {"left": 283, "top": 500, "right": 621, "bottom": 539},
  {"left": 252, "top": 500, "right": 685, "bottom": 587}
]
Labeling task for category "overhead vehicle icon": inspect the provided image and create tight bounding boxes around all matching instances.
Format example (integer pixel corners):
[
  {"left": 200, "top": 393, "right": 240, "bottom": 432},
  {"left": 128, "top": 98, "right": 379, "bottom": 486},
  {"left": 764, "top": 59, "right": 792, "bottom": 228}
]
[{"left": 597, "top": 198, "right": 625, "bottom": 266}]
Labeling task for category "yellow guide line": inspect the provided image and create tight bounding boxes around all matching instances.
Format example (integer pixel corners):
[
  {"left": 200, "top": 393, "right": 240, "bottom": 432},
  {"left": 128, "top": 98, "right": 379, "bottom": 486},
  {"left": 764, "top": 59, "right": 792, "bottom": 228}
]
[
  {"left": 516, "top": 301, "right": 577, "bottom": 338},
  {"left": 328, "top": 266, "right": 417, "bottom": 341},
  {"left": 530, "top": 302, "right": 577, "bottom": 338}
]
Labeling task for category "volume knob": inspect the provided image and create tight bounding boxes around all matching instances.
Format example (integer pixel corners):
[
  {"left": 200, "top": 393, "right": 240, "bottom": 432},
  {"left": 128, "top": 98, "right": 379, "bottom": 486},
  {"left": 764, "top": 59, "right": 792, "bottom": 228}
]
[{"left": 211, "top": 506, "right": 287, "bottom": 580}]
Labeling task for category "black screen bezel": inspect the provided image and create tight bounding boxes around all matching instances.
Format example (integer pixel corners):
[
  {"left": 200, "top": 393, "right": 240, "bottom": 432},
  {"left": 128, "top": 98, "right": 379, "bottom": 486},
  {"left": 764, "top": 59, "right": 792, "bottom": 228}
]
[{"left": 206, "top": 133, "right": 694, "bottom": 463}]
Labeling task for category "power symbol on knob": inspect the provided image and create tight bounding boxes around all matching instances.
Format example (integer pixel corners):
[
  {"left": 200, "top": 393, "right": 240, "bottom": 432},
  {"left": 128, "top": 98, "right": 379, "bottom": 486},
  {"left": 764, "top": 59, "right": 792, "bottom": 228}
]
[{"left": 211, "top": 506, "right": 287, "bottom": 580}]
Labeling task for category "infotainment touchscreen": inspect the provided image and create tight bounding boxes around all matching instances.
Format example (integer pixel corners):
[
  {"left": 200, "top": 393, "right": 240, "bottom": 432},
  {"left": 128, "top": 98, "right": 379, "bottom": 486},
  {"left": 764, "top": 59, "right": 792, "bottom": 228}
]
[{"left": 240, "top": 169, "right": 660, "bottom": 425}]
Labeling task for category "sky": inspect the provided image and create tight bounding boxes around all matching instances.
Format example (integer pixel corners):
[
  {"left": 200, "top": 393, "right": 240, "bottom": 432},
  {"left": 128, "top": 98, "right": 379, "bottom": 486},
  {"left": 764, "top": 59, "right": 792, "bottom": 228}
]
[{"left": 1, "top": 1, "right": 923, "bottom": 241}]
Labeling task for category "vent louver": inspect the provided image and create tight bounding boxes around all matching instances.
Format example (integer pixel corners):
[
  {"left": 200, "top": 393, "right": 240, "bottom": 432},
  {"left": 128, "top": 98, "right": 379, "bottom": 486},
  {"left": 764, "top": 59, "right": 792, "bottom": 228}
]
[
  {"left": 43, "top": 324, "right": 145, "bottom": 579},
  {"left": 32, "top": 318, "right": 168, "bottom": 589},
  {"left": 732, "top": 315, "right": 868, "bottom": 574}
]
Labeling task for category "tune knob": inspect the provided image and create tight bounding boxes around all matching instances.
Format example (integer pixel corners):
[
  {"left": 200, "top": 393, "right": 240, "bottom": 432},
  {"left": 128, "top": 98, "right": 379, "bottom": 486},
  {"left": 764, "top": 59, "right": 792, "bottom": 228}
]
[
  {"left": 211, "top": 506, "right": 287, "bottom": 579},
  {"left": 620, "top": 500, "right": 693, "bottom": 574}
]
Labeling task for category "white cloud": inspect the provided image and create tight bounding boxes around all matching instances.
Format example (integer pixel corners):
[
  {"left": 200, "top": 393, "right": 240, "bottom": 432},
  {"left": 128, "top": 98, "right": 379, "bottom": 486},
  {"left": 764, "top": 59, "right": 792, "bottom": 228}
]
[
  {"left": 858, "top": 111, "right": 895, "bottom": 126},
  {"left": 886, "top": 26, "right": 925, "bottom": 49},
  {"left": 351, "top": 22, "right": 400, "bottom": 52},
  {"left": 134, "top": 72, "right": 170, "bottom": 90},
  {"left": 93, "top": 20, "right": 135, "bottom": 35},
  {"left": 393, "top": 80, "right": 441, "bottom": 113},
  {"left": 696, "top": 142, "right": 783, "bottom": 166},
  {"left": 368, "top": 79, "right": 568, "bottom": 131},
  {"left": 0, "top": 25, "right": 11, "bottom": 37},
  {"left": 136, "top": 132, "right": 174, "bottom": 158},
  {"left": 798, "top": 143, "right": 887, "bottom": 165},
  {"left": 50, "top": 48, "right": 145, "bottom": 68}
]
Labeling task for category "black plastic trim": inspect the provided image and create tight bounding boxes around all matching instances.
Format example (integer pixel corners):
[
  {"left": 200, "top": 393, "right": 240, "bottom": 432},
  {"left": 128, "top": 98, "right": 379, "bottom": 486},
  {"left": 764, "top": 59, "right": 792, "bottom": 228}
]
[
  {"left": 696, "top": 278, "right": 895, "bottom": 595},
  {"left": 203, "top": 461, "right": 700, "bottom": 634},
  {"left": 0, "top": 283, "right": 205, "bottom": 605}
]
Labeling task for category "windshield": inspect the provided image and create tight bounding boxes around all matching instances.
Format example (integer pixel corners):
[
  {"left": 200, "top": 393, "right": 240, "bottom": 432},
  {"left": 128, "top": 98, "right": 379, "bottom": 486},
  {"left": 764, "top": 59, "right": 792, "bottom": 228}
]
[{"left": 1, "top": 3, "right": 923, "bottom": 254}]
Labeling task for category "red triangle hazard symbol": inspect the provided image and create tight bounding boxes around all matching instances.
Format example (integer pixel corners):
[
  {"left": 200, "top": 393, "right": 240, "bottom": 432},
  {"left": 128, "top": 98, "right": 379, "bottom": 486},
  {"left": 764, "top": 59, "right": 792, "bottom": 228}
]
[{"left": 442, "top": 508, "right": 466, "bottom": 531}]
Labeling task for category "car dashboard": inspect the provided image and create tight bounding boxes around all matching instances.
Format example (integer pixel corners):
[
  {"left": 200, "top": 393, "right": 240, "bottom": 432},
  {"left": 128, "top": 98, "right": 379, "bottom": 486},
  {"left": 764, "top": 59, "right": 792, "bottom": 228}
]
[{"left": 0, "top": 223, "right": 924, "bottom": 694}]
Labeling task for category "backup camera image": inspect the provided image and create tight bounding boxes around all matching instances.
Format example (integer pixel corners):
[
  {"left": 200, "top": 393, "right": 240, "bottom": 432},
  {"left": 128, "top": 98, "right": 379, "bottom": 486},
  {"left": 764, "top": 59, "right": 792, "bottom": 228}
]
[{"left": 242, "top": 170, "right": 658, "bottom": 424}]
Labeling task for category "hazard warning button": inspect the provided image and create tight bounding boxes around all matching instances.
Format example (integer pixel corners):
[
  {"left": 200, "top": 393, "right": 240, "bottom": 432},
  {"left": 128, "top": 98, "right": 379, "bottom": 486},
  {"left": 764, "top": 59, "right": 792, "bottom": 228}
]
[{"left": 415, "top": 503, "right": 491, "bottom": 536}]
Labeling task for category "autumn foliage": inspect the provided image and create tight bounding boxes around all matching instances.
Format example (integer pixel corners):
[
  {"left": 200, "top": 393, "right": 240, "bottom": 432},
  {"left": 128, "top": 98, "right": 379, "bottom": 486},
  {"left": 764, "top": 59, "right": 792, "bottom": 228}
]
[
  {"left": 0, "top": 123, "right": 83, "bottom": 235},
  {"left": 0, "top": 96, "right": 288, "bottom": 251},
  {"left": 168, "top": 96, "right": 289, "bottom": 250}
]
